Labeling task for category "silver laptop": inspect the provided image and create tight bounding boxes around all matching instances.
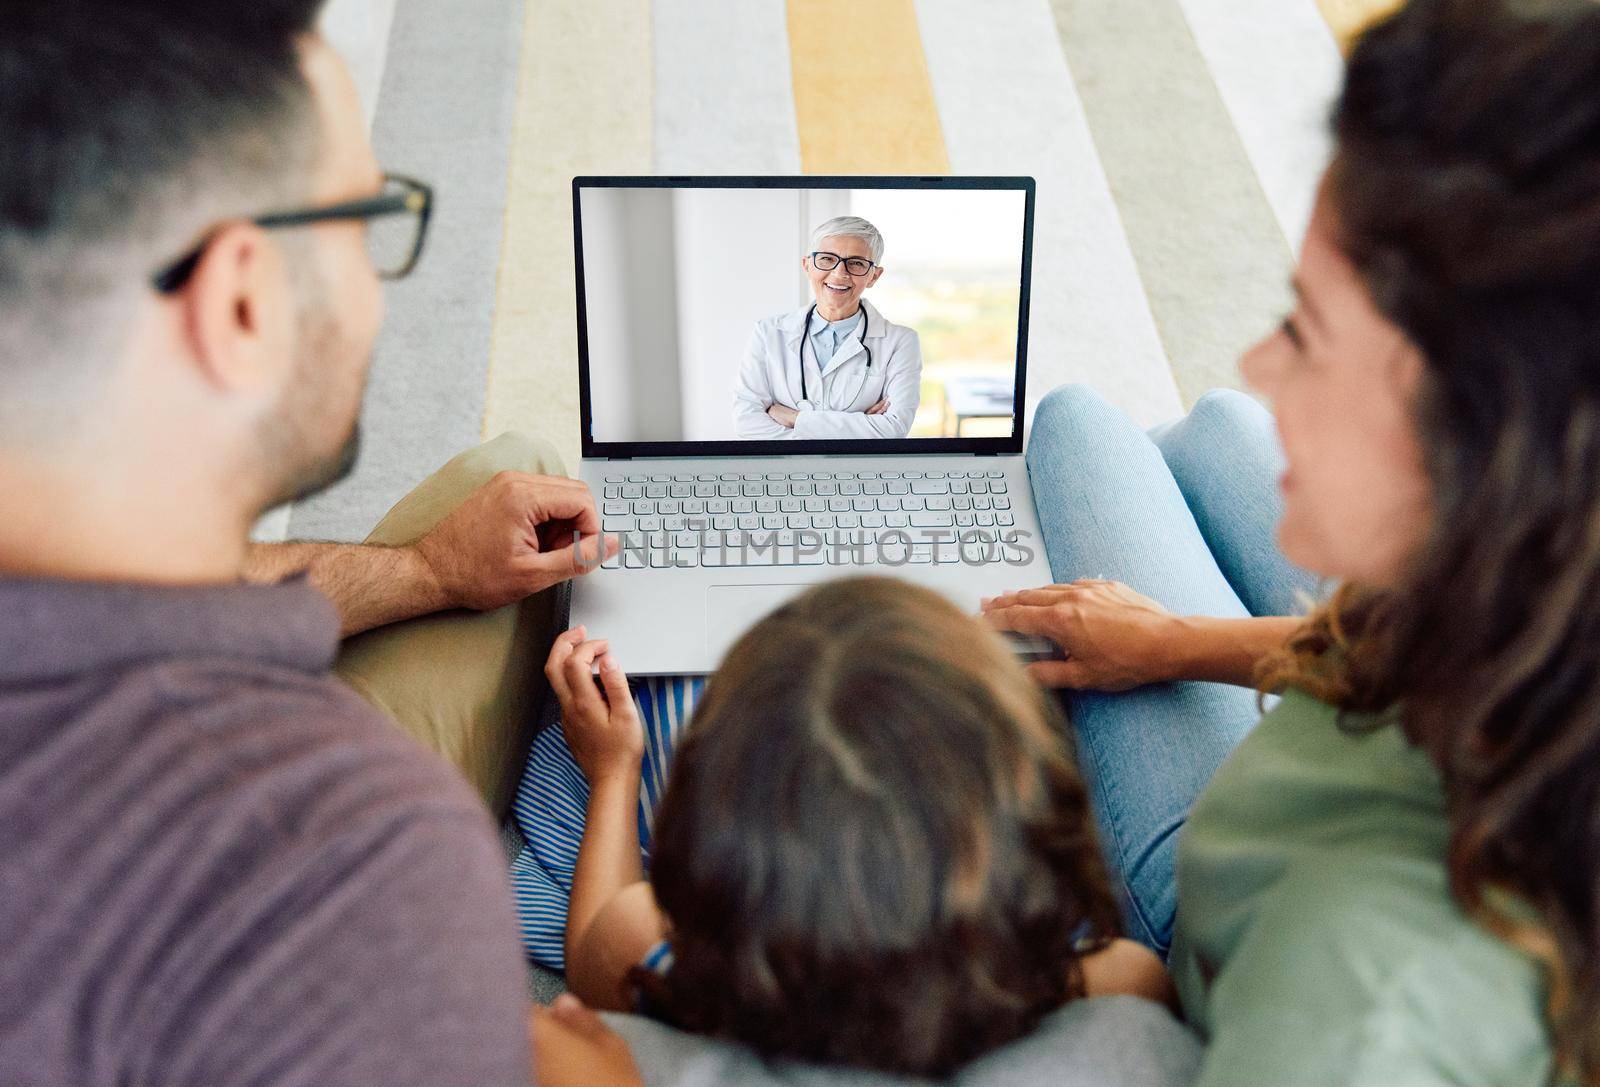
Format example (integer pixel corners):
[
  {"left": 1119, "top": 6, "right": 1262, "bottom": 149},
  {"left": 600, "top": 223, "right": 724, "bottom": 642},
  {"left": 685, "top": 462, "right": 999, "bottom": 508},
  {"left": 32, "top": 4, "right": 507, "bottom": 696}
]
[{"left": 569, "top": 175, "right": 1053, "bottom": 674}]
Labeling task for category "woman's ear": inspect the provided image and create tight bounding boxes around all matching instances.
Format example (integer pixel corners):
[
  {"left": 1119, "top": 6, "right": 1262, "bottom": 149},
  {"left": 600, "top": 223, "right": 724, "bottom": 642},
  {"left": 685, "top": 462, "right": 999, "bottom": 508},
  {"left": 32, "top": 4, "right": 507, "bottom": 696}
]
[
  {"left": 178, "top": 221, "right": 296, "bottom": 398},
  {"left": 868, "top": 265, "right": 885, "bottom": 288}
]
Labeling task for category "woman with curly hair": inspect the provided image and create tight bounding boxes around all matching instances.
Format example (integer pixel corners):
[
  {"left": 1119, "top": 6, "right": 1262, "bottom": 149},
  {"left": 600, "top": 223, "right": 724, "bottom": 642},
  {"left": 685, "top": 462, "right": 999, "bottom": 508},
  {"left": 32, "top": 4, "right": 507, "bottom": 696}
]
[{"left": 986, "top": 0, "right": 1600, "bottom": 1081}]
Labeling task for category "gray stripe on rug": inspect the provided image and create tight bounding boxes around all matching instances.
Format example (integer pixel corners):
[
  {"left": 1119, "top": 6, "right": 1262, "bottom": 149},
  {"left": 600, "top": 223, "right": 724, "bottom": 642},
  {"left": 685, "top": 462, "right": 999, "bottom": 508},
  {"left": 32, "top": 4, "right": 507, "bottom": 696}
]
[
  {"left": 290, "top": 0, "right": 526, "bottom": 542},
  {"left": 1049, "top": 0, "right": 1294, "bottom": 406}
]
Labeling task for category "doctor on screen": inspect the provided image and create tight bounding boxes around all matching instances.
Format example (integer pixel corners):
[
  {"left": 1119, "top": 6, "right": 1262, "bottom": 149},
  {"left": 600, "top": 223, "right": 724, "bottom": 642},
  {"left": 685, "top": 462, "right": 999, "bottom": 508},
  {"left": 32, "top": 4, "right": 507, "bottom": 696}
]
[{"left": 733, "top": 216, "right": 923, "bottom": 439}]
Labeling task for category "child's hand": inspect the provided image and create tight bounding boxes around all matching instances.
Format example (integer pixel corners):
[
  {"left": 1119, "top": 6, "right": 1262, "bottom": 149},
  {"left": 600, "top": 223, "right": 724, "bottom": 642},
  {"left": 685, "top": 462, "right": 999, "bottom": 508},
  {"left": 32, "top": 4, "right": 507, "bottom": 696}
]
[{"left": 545, "top": 626, "right": 643, "bottom": 784}]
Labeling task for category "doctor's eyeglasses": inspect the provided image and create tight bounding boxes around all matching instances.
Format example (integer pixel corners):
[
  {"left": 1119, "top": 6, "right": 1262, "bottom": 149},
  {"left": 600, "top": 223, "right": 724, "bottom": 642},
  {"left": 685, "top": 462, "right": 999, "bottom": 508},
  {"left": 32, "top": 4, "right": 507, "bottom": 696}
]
[
  {"left": 810, "top": 251, "right": 877, "bottom": 276},
  {"left": 150, "top": 173, "right": 434, "bottom": 294}
]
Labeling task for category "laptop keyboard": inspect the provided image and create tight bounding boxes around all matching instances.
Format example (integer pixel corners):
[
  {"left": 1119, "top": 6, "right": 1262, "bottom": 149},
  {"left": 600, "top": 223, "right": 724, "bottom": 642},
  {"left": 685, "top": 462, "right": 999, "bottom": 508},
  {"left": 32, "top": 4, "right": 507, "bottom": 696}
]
[{"left": 595, "top": 468, "right": 1016, "bottom": 569}]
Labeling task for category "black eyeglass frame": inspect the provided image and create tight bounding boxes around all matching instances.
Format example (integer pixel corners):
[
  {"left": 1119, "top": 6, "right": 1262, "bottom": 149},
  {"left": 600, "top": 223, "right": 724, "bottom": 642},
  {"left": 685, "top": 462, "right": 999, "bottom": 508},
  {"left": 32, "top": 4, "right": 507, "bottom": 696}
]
[
  {"left": 808, "top": 250, "right": 877, "bottom": 277},
  {"left": 150, "top": 173, "right": 434, "bottom": 294}
]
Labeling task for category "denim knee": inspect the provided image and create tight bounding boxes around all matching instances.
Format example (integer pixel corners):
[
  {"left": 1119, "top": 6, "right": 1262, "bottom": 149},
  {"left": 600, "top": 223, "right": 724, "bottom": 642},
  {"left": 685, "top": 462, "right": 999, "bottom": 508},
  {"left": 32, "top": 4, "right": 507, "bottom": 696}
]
[{"left": 1185, "top": 388, "right": 1268, "bottom": 436}]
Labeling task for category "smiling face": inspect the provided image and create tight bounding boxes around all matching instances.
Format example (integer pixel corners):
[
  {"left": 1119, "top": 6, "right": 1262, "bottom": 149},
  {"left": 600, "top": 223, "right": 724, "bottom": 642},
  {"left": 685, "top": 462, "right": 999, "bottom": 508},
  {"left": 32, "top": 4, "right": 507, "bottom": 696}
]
[
  {"left": 1239, "top": 181, "right": 1433, "bottom": 587},
  {"left": 802, "top": 233, "right": 884, "bottom": 321}
]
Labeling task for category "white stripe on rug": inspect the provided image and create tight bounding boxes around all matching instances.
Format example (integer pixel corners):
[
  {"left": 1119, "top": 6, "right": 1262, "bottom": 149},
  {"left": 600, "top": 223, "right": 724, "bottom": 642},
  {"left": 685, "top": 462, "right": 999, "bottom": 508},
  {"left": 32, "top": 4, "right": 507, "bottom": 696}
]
[
  {"left": 653, "top": 0, "right": 800, "bottom": 174},
  {"left": 915, "top": 0, "right": 1183, "bottom": 430},
  {"left": 1175, "top": 0, "right": 1342, "bottom": 250}
]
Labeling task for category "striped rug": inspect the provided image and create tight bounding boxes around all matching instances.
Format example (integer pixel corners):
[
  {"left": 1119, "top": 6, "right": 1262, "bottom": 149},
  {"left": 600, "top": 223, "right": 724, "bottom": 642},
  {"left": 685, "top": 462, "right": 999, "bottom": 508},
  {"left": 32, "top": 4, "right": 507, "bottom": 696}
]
[{"left": 277, "top": 0, "right": 1400, "bottom": 543}]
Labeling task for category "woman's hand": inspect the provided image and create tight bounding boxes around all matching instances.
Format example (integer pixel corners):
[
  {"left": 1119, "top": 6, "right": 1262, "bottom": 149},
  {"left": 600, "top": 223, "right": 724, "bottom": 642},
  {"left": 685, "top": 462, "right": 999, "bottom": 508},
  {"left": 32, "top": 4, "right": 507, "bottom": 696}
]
[
  {"left": 544, "top": 626, "right": 643, "bottom": 783},
  {"left": 865, "top": 398, "right": 890, "bottom": 415},
  {"left": 767, "top": 403, "right": 799, "bottom": 428},
  {"left": 982, "top": 579, "right": 1185, "bottom": 691}
]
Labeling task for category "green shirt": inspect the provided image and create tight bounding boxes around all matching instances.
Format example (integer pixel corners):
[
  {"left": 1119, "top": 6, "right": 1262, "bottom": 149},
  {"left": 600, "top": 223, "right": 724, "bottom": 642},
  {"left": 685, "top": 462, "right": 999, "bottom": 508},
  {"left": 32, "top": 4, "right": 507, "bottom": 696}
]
[{"left": 1169, "top": 689, "right": 1554, "bottom": 1085}]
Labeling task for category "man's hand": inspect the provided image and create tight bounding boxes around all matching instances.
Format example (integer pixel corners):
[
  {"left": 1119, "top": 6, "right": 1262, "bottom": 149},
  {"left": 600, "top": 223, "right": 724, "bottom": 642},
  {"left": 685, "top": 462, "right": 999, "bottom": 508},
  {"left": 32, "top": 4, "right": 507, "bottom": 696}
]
[
  {"left": 865, "top": 398, "right": 890, "bottom": 415},
  {"left": 413, "top": 471, "right": 617, "bottom": 612},
  {"left": 767, "top": 403, "right": 799, "bottom": 429},
  {"left": 545, "top": 626, "right": 643, "bottom": 784},
  {"left": 531, "top": 994, "right": 643, "bottom": 1086},
  {"left": 981, "top": 579, "right": 1184, "bottom": 691}
]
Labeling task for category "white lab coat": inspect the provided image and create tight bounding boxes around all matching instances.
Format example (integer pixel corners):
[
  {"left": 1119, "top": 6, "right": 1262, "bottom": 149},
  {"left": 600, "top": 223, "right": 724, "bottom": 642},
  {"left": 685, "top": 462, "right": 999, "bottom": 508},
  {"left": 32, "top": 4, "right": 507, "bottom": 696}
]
[{"left": 732, "top": 299, "right": 923, "bottom": 439}]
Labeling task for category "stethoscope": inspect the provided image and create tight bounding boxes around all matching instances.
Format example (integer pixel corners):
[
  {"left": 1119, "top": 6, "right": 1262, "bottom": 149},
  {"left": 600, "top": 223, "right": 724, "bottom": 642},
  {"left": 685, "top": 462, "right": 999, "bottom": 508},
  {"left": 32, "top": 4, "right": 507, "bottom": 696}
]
[{"left": 799, "top": 302, "right": 873, "bottom": 406}]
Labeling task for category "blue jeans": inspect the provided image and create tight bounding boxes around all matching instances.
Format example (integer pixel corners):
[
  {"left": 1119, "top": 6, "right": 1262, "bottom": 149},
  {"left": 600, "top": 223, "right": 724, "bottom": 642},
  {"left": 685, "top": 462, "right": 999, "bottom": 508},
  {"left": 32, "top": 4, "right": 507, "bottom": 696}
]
[{"left": 1025, "top": 385, "right": 1320, "bottom": 954}]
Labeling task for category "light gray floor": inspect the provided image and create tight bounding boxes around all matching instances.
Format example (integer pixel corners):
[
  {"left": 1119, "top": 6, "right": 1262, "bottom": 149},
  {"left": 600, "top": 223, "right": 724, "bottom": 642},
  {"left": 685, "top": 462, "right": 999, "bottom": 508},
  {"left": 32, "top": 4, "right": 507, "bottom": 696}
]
[{"left": 289, "top": 0, "right": 526, "bottom": 542}]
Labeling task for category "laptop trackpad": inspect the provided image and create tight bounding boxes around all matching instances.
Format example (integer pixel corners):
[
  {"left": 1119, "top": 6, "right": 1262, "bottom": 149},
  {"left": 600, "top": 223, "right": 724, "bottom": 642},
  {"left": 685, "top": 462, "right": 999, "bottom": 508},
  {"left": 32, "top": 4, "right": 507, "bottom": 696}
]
[{"left": 705, "top": 583, "right": 809, "bottom": 661}]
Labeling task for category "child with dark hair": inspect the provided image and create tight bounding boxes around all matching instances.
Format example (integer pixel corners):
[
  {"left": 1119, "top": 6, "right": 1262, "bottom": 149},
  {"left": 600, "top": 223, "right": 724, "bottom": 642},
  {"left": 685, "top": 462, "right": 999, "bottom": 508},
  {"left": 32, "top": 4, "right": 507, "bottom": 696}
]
[{"left": 512, "top": 577, "right": 1171, "bottom": 1078}]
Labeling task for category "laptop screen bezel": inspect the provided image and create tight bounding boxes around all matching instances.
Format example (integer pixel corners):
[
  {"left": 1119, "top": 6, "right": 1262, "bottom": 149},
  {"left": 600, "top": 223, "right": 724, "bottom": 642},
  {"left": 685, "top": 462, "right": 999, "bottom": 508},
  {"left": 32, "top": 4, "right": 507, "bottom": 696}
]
[{"left": 572, "top": 175, "right": 1036, "bottom": 459}]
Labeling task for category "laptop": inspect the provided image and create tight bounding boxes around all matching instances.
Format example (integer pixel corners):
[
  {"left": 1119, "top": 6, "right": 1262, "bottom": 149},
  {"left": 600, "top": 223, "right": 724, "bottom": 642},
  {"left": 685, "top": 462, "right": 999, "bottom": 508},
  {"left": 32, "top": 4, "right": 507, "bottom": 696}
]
[{"left": 568, "top": 175, "right": 1054, "bottom": 674}]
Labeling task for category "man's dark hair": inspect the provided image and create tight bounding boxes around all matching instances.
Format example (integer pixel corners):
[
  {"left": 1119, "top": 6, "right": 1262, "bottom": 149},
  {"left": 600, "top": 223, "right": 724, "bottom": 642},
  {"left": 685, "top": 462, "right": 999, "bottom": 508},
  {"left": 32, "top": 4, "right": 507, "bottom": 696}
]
[{"left": 0, "top": 0, "right": 326, "bottom": 436}]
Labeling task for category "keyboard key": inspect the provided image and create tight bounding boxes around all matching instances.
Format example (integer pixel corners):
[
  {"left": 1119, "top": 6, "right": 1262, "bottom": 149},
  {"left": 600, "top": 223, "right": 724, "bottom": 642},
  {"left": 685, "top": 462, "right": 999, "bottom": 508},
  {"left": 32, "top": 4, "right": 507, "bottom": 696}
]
[
  {"left": 987, "top": 470, "right": 1005, "bottom": 478},
  {"left": 996, "top": 512, "right": 1015, "bottom": 526},
  {"left": 623, "top": 551, "right": 646, "bottom": 569},
  {"left": 924, "top": 496, "right": 952, "bottom": 511},
  {"left": 910, "top": 512, "right": 956, "bottom": 528},
  {"left": 911, "top": 480, "right": 950, "bottom": 495}
]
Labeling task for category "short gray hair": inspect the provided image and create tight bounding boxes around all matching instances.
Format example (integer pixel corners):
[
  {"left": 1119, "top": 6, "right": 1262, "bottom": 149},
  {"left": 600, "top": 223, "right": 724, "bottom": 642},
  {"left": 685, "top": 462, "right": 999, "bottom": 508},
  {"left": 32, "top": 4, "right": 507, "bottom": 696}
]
[{"left": 809, "top": 216, "right": 884, "bottom": 263}]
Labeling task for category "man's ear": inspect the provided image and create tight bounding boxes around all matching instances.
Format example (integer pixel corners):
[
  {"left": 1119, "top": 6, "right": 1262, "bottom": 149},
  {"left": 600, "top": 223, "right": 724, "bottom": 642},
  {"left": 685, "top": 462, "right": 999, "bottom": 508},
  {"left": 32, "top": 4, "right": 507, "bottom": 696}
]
[{"left": 179, "top": 222, "right": 295, "bottom": 396}]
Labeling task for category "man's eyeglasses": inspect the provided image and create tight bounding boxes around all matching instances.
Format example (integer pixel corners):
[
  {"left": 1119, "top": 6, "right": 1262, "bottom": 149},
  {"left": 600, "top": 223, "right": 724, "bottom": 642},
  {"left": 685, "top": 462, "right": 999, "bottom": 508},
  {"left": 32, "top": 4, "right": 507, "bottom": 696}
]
[
  {"left": 151, "top": 173, "right": 434, "bottom": 294},
  {"left": 809, "top": 251, "right": 876, "bottom": 277}
]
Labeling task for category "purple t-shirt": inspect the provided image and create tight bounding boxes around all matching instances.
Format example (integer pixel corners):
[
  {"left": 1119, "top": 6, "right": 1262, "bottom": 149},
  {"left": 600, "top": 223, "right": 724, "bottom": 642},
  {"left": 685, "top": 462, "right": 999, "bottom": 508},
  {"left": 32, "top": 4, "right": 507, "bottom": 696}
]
[{"left": 0, "top": 575, "right": 532, "bottom": 1086}]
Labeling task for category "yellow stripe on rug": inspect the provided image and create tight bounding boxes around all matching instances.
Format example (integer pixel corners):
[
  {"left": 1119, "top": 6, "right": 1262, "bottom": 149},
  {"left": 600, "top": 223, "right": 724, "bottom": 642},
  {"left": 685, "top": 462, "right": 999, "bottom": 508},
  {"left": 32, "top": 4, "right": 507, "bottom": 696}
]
[
  {"left": 786, "top": 0, "right": 949, "bottom": 174},
  {"left": 480, "top": 0, "right": 652, "bottom": 467},
  {"left": 1315, "top": 0, "right": 1405, "bottom": 52}
]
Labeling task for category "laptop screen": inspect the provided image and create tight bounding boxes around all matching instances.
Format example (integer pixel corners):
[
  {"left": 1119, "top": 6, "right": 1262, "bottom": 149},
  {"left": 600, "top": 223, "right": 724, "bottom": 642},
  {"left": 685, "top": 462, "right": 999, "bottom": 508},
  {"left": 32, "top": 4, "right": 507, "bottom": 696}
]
[{"left": 574, "top": 177, "right": 1034, "bottom": 457}]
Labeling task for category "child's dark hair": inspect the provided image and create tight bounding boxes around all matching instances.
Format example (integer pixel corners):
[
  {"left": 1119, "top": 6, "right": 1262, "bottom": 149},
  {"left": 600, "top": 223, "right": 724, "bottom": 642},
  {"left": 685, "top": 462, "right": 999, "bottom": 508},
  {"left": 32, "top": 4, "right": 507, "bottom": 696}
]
[{"left": 633, "top": 577, "right": 1120, "bottom": 1077}]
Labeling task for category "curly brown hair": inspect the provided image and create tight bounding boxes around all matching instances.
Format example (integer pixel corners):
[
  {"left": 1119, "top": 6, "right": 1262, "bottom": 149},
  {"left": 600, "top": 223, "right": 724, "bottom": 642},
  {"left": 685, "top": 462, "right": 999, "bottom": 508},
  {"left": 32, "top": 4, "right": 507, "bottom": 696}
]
[
  {"left": 1257, "top": 0, "right": 1600, "bottom": 1079},
  {"left": 630, "top": 577, "right": 1120, "bottom": 1077}
]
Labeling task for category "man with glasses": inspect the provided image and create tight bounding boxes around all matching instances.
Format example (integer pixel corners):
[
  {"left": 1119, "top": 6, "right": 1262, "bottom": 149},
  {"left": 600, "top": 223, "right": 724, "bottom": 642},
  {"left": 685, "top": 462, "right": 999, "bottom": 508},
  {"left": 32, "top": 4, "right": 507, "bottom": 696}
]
[
  {"left": 733, "top": 215, "right": 924, "bottom": 439},
  {"left": 0, "top": 2, "right": 635, "bottom": 1083}
]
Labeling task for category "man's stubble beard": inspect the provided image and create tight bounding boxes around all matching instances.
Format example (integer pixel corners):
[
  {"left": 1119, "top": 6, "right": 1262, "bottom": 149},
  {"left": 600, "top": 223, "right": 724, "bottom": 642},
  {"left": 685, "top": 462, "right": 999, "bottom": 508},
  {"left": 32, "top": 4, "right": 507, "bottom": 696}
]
[{"left": 257, "top": 268, "right": 371, "bottom": 510}]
